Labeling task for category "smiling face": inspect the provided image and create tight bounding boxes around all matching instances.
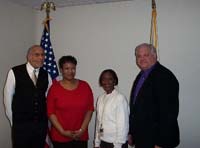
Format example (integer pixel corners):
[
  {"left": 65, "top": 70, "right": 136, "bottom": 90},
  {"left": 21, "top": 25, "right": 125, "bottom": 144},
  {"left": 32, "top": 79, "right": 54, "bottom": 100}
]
[
  {"left": 100, "top": 71, "right": 116, "bottom": 94},
  {"left": 27, "top": 46, "right": 45, "bottom": 68},
  {"left": 60, "top": 62, "right": 76, "bottom": 81},
  {"left": 135, "top": 45, "right": 157, "bottom": 70}
]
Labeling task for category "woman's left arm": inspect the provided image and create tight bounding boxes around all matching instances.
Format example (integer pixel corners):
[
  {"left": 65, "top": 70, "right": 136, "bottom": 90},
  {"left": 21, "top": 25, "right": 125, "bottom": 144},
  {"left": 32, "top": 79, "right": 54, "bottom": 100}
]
[
  {"left": 81, "top": 110, "right": 93, "bottom": 132},
  {"left": 74, "top": 110, "right": 93, "bottom": 139}
]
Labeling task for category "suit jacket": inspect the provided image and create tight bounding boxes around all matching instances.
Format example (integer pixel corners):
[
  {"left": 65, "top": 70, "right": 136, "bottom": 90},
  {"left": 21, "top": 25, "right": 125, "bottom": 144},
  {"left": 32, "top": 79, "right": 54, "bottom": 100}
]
[{"left": 129, "top": 62, "right": 180, "bottom": 148}]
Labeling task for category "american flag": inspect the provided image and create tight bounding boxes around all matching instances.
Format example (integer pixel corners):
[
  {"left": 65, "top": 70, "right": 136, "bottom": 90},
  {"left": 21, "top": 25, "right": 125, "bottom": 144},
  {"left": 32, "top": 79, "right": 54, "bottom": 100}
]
[
  {"left": 40, "top": 21, "right": 59, "bottom": 79},
  {"left": 40, "top": 20, "right": 58, "bottom": 148}
]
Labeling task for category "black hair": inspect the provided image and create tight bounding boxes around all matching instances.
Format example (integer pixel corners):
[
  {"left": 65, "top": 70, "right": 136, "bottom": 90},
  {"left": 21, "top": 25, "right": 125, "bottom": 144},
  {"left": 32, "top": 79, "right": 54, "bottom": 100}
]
[
  {"left": 58, "top": 55, "right": 77, "bottom": 68},
  {"left": 99, "top": 69, "right": 118, "bottom": 86}
]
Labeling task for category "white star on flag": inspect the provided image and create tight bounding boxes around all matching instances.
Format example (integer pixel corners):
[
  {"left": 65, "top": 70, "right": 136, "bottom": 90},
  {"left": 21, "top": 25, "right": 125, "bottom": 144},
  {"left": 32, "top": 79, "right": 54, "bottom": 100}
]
[{"left": 40, "top": 22, "right": 59, "bottom": 79}]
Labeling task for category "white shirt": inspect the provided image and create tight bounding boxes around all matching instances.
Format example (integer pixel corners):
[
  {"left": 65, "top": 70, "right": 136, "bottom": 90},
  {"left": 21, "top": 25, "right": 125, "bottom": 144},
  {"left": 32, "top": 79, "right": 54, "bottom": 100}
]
[
  {"left": 3, "top": 62, "right": 52, "bottom": 126},
  {"left": 94, "top": 89, "right": 130, "bottom": 148}
]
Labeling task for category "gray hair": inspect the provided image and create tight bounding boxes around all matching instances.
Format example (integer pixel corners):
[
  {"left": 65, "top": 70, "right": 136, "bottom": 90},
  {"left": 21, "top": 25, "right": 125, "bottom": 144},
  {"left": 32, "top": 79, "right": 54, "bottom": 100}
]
[
  {"left": 135, "top": 43, "right": 157, "bottom": 57},
  {"left": 27, "top": 45, "right": 43, "bottom": 56}
]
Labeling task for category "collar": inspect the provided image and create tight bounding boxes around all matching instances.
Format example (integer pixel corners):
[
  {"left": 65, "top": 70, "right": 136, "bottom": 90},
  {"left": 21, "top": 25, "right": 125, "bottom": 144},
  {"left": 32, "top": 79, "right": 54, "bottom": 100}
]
[
  {"left": 26, "top": 62, "right": 40, "bottom": 73},
  {"left": 104, "top": 89, "right": 117, "bottom": 97},
  {"left": 141, "top": 62, "right": 157, "bottom": 78}
]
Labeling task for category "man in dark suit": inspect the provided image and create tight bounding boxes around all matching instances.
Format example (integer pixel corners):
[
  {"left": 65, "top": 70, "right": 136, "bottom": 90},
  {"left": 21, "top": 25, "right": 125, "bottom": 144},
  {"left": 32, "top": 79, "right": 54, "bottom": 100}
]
[
  {"left": 4, "top": 45, "right": 51, "bottom": 148},
  {"left": 128, "top": 43, "right": 180, "bottom": 148}
]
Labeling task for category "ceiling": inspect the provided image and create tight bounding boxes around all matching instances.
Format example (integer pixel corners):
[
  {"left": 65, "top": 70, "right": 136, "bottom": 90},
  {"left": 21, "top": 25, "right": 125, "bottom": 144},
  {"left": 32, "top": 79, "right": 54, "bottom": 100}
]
[{"left": 9, "top": 0, "right": 132, "bottom": 9}]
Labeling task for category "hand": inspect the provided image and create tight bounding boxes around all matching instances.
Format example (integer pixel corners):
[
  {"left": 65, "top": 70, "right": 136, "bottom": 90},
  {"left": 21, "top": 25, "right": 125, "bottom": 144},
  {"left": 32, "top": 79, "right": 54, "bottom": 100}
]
[
  {"left": 154, "top": 145, "right": 162, "bottom": 148},
  {"left": 128, "top": 134, "right": 134, "bottom": 146},
  {"left": 61, "top": 130, "right": 75, "bottom": 139},
  {"left": 73, "top": 129, "right": 84, "bottom": 140}
]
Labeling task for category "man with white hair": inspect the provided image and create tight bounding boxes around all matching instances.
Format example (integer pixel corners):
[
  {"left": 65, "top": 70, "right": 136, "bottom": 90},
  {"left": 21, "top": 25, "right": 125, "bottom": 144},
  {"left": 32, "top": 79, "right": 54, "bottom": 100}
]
[
  {"left": 4, "top": 45, "right": 51, "bottom": 148},
  {"left": 128, "top": 43, "right": 180, "bottom": 148}
]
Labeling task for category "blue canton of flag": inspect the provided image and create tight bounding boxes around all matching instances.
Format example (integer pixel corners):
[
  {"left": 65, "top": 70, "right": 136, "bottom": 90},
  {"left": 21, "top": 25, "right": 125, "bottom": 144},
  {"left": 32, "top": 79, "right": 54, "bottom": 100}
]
[{"left": 40, "top": 24, "right": 59, "bottom": 79}]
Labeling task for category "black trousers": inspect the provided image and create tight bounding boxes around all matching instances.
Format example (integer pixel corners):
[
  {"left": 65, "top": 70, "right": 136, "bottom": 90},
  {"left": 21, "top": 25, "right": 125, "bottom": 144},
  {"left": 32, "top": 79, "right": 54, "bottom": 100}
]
[
  {"left": 135, "top": 145, "right": 175, "bottom": 148},
  {"left": 12, "top": 121, "right": 47, "bottom": 148},
  {"left": 100, "top": 140, "right": 128, "bottom": 148},
  {"left": 53, "top": 140, "right": 88, "bottom": 148}
]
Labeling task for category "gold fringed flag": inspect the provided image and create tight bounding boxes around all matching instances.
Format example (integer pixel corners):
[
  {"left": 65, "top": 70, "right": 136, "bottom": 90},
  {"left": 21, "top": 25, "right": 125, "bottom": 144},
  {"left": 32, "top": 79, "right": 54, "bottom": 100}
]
[{"left": 150, "top": 0, "right": 158, "bottom": 50}]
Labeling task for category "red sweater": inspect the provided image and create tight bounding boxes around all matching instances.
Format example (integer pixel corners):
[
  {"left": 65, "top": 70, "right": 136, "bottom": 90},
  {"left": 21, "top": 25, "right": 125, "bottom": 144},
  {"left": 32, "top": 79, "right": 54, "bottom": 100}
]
[{"left": 47, "top": 80, "right": 94, "bottom": 142}]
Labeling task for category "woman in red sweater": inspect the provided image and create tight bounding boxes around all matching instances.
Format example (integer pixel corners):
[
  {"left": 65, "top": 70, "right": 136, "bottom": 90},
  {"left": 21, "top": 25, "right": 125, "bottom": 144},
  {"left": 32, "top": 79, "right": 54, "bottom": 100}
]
[{"left": 47, "top": 55, "right": 94, "bottom": 148}]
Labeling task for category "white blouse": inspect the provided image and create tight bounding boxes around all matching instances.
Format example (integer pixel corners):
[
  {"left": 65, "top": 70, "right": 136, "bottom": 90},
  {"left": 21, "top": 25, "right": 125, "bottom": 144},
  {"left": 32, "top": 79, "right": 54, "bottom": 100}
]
[{"left": 94, "top": 89, "right": 130, "bottom": 148}]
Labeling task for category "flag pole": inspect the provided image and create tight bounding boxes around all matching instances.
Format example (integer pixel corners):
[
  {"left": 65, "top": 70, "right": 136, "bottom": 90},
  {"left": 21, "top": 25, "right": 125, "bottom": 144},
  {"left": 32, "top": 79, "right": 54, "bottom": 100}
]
[
  {"left": 152, "top": 0, "right": 156, "bottom": 9},
  {"left": 41, "top": 1, "right": 56, "bottom": 19},
  {"left": 40, "top": 2, "right": 58, "bottom": 148},
  {"left": 40, "top": 1, "right": 56, "bottom": 30}
]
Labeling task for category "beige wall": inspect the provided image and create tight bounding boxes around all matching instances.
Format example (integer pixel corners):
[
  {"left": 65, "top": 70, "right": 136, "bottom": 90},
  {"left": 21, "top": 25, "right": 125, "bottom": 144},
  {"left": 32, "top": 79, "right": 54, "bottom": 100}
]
[
  {"left": 1, "top": 0, "right": 200, "bottom": 147},
  {"left": 0, "top": 0, "right": 36, "bottom": 147},
  {"left": 35, "top": 0, "right": 200, "bottom": 147}
]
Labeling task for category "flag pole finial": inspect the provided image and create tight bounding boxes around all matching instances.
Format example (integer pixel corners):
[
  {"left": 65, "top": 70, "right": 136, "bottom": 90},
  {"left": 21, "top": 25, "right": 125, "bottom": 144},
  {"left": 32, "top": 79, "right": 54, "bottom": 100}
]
[
  {"left": 40, "top": 1, "right": 56, "bottom": 19},
  {"left": 40, "top": 1, "right": 59, "bottom": 80},
  {"left": 152, "top": 0, "right": 156, "bottom": 9}
]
